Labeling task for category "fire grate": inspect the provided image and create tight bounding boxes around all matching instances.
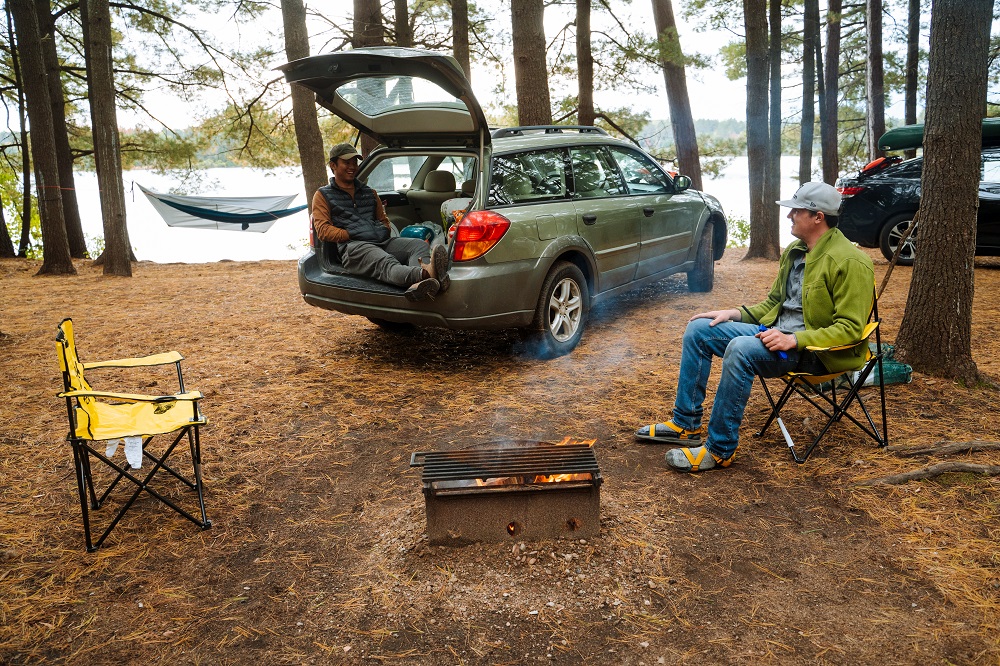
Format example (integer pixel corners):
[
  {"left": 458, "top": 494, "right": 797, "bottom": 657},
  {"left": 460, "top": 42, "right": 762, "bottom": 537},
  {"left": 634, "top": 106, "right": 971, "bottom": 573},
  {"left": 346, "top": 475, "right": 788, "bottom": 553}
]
[{"left": 410, "top": 441, "right": 602, "bottom": 545}]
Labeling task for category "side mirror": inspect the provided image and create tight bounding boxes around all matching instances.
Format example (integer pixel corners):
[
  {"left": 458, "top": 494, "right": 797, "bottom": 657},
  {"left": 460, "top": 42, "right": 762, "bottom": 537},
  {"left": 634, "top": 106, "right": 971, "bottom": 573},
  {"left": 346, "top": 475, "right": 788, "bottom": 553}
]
[{"left": 673, "top": 175, "right": 692, "bottom": 192}]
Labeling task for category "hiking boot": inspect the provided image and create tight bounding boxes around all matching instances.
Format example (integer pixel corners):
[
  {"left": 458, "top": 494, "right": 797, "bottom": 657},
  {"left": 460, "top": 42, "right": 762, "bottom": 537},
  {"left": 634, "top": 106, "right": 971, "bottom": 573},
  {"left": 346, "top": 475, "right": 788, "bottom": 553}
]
[
  {"left": 404, "top": 277, "right": 440, "bottom": 302},
  {"left": 425, "top": 244, "right": 450, "bottom": 293}
]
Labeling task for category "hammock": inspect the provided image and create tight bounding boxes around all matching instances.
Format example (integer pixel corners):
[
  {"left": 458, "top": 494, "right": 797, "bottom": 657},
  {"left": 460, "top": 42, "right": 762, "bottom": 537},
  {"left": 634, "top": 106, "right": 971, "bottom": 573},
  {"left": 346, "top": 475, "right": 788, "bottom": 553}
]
[{"left": 138, "top": 184, "right": 307, "bottom": 232}]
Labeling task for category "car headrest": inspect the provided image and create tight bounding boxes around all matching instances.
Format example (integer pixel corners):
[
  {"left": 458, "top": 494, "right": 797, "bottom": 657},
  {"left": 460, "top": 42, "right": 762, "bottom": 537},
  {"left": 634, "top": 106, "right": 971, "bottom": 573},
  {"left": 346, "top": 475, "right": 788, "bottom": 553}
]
[
  {"left": 424, "top": 170, "right": 457, "bottom": 192},
  {"left": 461, "top": 179, "right": 476, "bottom": 196},
  {"left": 574, "top": 162, "right": 601, "bottom": 192},
  {"left": 502, "top": 171, "right": 532, "bottom": 197}
]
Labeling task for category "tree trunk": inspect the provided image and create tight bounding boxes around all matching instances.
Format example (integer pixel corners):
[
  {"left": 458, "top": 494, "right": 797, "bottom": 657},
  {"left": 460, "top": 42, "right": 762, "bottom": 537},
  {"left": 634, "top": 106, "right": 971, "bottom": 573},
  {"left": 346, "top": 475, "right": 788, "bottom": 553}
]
[
  {"left": 281, "top": 0, "right": 327, "bottom": 208},
  {"left": 354, "top": 0, "right": 384, "bottom": 156},
  {"left": 452, "top": 0, "right": 471, "bottom": 80},
  {"left": 895, "top": 0, "right": 992, "bottom": 384},
  {"left": 799, "top": 0, "right": 819, "bottom": 185},
  {"left": 651, "top": 0, "right": 702, "bottom": 190},
  {"left": 576, "top": 0, "right": 595, "bottom": 126},
  {"left": 393, "top": 0, "right": 412, "bottom": 47},
  {"left": 511, "top": 0, "right": 551, "bottom": 125},
  {"left": 9, "top": 0, "right": 75, "bottom": 275},
  {"left": 37, "top": 0, "right": 87, "bottom": 259},
  {"left": 763, "top": 0, "right": 780, "bottom": 245},
  {"left": 81, "top": 0, "right": 131, "bottom": 276},
  {"left": 903, "top": 0, "right": 920, "bottom": 160},
  {"left": 744, "top": 0, "right": 777, "bottom": 260},
  {"left": 0, "top": 193, "right": 14, "bottom": 257},
  {"left": 865, "top": 0, "right": 885, "bottom": 160},
  {"left": 820, "top": 0, "right": 842, "bottom": 185},
  {"left": 7, "top": 2, "right": 34, "bottom": 257}
]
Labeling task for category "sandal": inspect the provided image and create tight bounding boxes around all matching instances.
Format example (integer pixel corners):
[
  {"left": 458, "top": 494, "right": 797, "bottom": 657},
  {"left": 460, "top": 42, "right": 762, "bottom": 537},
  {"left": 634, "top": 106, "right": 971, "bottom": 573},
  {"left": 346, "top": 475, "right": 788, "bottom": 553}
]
[
  {"left": 635, "top": 421, "right": 704, "bottom": 444},
  {"left": 664, "top": 445, "right": 734, "bottom": 472}
]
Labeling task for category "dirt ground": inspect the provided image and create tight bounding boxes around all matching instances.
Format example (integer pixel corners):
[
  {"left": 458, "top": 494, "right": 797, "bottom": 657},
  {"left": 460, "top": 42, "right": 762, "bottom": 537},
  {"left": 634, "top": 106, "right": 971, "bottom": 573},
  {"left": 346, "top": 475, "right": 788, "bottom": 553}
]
[{"left": 1, "top": 248, "right": 999, "bottom": 665}]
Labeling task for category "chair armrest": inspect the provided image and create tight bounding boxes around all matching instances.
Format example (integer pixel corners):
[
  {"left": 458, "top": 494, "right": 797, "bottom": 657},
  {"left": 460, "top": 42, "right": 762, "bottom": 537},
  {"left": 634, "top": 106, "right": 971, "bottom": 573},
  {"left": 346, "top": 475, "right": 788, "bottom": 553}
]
[
  {"left": 804, "top": 322, "right": 880, "bottom": 353},
  {"left": 57, "top": 389, "right": 203, "bottom": 403},
  {"left": 83, "top": 351, "right": 184, "bottom": 369}
]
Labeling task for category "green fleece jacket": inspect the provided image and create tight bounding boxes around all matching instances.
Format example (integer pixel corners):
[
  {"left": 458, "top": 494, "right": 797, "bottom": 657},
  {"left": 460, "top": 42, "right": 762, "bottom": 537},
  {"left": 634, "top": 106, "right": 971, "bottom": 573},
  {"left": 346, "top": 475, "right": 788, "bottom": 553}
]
[{"left": 740, "top": 228, "right": 875, "bottom": 373}]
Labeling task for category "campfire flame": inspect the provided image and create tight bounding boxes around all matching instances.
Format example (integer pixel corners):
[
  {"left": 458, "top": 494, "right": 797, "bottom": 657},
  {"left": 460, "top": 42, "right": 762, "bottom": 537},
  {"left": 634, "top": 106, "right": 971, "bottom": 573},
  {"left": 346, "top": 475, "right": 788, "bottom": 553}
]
[{"left": 475, "top": 437, "right": 596, "bottom": 487}]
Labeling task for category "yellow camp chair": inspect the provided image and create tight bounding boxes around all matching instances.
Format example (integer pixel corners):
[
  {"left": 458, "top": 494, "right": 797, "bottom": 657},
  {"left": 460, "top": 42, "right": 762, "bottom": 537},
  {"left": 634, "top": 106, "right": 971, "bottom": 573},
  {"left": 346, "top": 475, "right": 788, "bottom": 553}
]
[
  {"left": 754, "top": 287, "right": 889, "bottom": 463},
  {"left": 56, "top": 318, "right": 210, "bottom": 551}
]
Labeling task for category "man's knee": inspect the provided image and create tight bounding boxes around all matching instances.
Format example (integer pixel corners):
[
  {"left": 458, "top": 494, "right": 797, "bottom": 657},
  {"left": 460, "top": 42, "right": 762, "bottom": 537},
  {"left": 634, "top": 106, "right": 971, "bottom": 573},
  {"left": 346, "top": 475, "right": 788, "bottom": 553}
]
[
  {"left": 683, "top": 317, "right": 713, "bottom": 344},
  {"left": 722, "top": 335, "right": 759, "bottom": 365}
]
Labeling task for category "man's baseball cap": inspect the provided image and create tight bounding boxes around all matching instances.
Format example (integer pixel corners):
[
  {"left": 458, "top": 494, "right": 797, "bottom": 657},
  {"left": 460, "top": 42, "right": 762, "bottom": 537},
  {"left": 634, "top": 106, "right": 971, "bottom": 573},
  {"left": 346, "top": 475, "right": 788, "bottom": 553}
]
[
  {"left": 776, "top": 182, "right": 842, "bottom": 216},
  {"left": 329, "top": 143, "right": 361, "bottom": 162}
]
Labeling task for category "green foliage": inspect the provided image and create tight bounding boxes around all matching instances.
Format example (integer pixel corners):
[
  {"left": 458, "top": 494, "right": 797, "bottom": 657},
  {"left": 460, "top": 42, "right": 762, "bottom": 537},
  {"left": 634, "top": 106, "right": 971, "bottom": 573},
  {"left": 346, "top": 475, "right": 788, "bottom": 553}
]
[
  {"left": 726, "top": 215, "right": 750, "bottom": 248},
  {"left": 0, "top": 165, "right": 40, "bottom": 257}
]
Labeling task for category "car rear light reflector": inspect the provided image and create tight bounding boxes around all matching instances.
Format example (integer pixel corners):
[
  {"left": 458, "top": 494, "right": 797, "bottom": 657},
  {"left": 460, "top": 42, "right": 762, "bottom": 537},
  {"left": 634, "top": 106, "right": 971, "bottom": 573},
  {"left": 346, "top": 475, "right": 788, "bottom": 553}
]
[
  {"left": 453, "top": 210, "right": 511, "bottom": 261},
  {"left": 837, "top": 186, "right": 866, "bottom": 197}
]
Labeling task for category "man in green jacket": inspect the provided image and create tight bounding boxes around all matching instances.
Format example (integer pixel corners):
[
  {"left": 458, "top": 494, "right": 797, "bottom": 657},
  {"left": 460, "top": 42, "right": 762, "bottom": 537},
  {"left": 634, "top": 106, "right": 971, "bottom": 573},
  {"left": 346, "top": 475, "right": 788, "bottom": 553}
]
[{"left": 634, "top": 182, "right": 875, "bottom": 472}]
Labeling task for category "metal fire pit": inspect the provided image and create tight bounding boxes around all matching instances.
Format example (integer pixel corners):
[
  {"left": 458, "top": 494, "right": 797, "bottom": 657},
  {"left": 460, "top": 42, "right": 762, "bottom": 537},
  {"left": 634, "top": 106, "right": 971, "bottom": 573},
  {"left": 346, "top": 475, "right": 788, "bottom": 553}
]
[{"left": 410, "top": 440, "right": 602, "bottom": 545}]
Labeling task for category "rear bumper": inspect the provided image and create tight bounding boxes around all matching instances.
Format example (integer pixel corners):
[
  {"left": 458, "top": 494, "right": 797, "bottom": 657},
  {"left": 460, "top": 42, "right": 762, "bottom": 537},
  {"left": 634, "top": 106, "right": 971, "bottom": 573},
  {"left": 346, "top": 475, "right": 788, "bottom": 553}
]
[{"left": 297, "top": 251, "right": 542, "bottom": 329}]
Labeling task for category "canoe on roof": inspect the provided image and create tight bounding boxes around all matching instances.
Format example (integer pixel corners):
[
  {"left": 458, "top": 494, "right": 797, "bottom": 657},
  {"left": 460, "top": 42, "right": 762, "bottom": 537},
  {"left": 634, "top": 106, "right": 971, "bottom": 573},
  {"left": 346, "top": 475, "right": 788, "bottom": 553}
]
[{"left": 878, "top": 118, "right": 1000, "bottom": 151}]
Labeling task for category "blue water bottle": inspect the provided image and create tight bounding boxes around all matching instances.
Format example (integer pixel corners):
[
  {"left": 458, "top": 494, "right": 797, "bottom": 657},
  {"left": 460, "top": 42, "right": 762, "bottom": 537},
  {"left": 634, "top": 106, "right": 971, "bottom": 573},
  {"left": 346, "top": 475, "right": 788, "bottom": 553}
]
[{"left": 758, "top": 324, "right": 788, "bottom": 360}]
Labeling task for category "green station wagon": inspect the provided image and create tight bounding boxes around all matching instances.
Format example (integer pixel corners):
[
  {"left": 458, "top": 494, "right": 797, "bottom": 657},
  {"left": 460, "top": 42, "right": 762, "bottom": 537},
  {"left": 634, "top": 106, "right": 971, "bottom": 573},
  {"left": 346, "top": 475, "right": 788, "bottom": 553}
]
[{"left": 280, "top": 47, "right": 727, "bottom": 357}]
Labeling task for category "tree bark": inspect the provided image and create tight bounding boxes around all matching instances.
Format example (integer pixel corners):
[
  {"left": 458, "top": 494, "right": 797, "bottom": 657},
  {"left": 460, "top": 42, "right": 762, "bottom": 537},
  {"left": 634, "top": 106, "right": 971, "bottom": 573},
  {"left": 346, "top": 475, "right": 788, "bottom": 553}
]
[
  {"left": 82, "top": 0, "right": 131, "bottom": 276},
  {"left": 894, "top": 0, "right": 992, "bottom": 384},
  {"left": 0, "top": 193, "right": 14, "bottom": 257},
  {"left": 903, "top": 0, "right": 920, "bottom": 160},
  {"left": 820, "top": 0, "right": 842, "bottom": 185},
  {"left": 858, "top": 462, "right": 1000, "bottom": 486},
  {"left": 9, "top": 0, "right": 75, "bottom": 275},
  {"left": 6, "top": 3, "right": 31, "bottom": 256},
  {"left": 353, "top": 0, "right": 384, "bottom": 156},
  {"left": 744, "top": 0, "right": 778, "bottom": 260},
  {"left": 865, "top": 0, "right": 885, "bottom": 160},
  {"left": 576, "top": 0, "right": 595, "bottom": 126},
  {"left": 393, "top": 0, "right": 412, "bottom": 47},
  {"left": 281, "top": 0, "right": 328, "bottom": 208},
  {"left": 651, "top": 0, "right": 702, "bottom": 191},
  {"left": 37, "top": 0, "right": 87, "bottom": 259},
  {"left": 510, "top": 0, "right": 551, "bottom": 125},
  {"left": 799, "top": 0, "right": 819, "bottom": 185},
  {"left": 763, "top": 0, "right": 780, "bottom": 247},
  {"left": 452, "top": 0, "right": 471, "bottom": 80}
]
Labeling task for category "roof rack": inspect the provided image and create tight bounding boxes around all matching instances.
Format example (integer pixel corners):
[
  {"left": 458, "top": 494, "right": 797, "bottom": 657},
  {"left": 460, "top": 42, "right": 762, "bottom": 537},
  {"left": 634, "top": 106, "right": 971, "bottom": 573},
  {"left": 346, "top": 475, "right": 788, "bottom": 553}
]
[{"left": 491, "top": 125, "right": 609, "bottom": 139}]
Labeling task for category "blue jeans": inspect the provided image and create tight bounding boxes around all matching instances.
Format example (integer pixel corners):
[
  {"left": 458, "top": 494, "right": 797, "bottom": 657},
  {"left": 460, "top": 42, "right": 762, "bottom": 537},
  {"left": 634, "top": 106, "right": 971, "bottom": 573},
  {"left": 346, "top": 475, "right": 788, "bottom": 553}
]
[{"left": 671, "top": 319, "right": 825, "bottom": 460}]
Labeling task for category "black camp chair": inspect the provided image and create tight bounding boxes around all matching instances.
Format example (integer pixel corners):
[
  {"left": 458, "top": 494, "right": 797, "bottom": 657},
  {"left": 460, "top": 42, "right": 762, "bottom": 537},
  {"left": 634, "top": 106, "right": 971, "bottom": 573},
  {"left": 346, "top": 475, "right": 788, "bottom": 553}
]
[
  {"left": 56, "top": 318, "right": 211, "bottom": 551},
  {"left": 754, "top": 287, "right": 889, "bottom": 463}
]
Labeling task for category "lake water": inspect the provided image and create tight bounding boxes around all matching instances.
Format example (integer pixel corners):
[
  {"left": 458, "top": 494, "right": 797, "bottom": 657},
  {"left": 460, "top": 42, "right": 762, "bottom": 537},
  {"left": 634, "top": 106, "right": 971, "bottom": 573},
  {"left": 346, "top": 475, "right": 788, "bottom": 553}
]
[{"left": 73, "top": 156, "right": 813, "bottom": 263}]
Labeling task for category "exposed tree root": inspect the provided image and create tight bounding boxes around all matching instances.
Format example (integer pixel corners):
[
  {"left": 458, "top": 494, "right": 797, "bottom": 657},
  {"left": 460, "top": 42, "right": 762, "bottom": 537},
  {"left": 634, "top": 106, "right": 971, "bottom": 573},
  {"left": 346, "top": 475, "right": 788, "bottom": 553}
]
[
  {"left": 858, "top": 462, "right": 1000, "bottom": 486},
  {"left": 888, "top": 441, "right": 1000, "bottom": 457}
]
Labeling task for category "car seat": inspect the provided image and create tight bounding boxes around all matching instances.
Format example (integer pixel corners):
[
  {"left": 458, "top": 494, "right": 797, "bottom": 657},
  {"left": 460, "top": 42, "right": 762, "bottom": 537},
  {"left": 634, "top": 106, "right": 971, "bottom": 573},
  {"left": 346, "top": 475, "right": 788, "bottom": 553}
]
[
  {"left": 408, "top": 170, "right": 458, "bottom": 222},
  {"left": 573, "top": 162, "right": 604, "bottom": 197}
]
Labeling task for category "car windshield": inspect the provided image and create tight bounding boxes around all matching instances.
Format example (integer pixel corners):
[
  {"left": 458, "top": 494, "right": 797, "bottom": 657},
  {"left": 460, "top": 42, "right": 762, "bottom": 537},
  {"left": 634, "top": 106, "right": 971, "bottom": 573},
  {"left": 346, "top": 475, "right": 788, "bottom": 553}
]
[{"left": 337, "top": 75, "right": 467, "bottom": 117}]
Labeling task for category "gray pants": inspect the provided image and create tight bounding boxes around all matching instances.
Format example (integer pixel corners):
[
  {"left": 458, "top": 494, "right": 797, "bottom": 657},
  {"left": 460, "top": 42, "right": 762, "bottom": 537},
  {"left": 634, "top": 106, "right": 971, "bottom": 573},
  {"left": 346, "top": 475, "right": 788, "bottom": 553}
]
[{"left": 340, "top": 238, "right": 430, "bottom": 287}]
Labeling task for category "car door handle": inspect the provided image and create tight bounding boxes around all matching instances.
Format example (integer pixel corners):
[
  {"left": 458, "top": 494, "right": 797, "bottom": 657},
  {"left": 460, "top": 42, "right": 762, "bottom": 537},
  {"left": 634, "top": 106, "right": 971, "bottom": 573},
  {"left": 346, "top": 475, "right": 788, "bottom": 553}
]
[
  {"left": 582, "top": 214, "right": 597, "bottom": 225},
  {"left": 642, "top": 207, "right": 655, "bottom": 217}
]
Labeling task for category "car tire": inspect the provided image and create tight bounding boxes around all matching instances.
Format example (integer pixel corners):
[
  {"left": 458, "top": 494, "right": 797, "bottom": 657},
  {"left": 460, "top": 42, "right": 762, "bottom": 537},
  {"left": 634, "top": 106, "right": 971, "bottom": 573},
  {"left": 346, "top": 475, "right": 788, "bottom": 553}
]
[
  {"left": 687, "top": 221, "right": 715, "bottom": 292},
  {"left": 878, "top": 214, "right": 917, "bottom": 265},
  {"left": 366, "top": 317, "right": 415, "bottom": 334},
  {"left": 525, "top": 261, "right": 589, "bottom": 359}
]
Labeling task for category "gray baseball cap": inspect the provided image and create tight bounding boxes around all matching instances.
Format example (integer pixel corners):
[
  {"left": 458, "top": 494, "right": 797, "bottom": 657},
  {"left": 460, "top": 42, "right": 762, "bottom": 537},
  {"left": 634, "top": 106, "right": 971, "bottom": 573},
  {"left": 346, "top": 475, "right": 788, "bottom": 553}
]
[
  {"left": 329, "top": 143, "right": 361, "bottom": 162},
  {"left": 776, "top": 182, "right": 842, "bottom": 216}
]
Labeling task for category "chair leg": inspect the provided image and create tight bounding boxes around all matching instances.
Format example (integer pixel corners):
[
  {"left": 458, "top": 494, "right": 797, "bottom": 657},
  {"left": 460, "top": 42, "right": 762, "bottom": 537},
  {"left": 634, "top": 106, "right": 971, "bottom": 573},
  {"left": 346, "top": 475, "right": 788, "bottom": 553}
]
[
  {"left": 189, "top": 425, "right": 211, "bottom": 528},
  {"left": 71, "top": 441, "right": 97, "bottom": 552}
]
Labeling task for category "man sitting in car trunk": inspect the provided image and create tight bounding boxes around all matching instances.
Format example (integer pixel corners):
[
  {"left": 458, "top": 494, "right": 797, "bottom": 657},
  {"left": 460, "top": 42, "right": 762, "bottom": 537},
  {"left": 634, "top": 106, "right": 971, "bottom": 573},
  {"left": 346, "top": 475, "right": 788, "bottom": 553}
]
[
  {"left": 312, "top": 143, "right": 449, "bottom": 301},
  {"left": 634, "top": 182, "right": 874, "bottom": 472}
]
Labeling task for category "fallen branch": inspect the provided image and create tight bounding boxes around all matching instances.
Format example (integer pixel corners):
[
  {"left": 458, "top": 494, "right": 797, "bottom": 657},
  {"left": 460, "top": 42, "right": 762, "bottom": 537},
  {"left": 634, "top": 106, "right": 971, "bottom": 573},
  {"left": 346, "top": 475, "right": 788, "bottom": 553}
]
[
  {"left": 858, "top": 462, "right": 1000, "bottom": 486},
  {"left": 888, "top": 441, "right": 1000, "bottom": 457}
]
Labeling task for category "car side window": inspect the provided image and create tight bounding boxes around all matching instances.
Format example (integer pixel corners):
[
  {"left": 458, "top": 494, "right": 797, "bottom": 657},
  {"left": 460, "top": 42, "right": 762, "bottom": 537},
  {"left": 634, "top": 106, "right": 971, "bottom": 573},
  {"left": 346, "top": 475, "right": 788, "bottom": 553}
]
[
  {"left": 608, "top": 147, "right": 672, "bottom": 195},
  {"left": 981, "top": 151, "right": 1000, "bottom": 183},
  {"left": 568, "top": 147, "right": 626, "bottom": 198},
  {"left": 488, "top": 149, "right": 568, "bottom": 205}
]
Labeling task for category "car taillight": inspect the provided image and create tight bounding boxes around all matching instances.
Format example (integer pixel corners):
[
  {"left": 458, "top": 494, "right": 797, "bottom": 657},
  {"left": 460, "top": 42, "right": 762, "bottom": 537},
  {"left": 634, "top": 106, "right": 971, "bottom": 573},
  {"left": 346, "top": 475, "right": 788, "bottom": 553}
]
[
  {"left": 453, "top": 210, "right": 511, "bottom": 261},
  {"left": 838, "top": 186, "right": 866, "bottom": 197}
]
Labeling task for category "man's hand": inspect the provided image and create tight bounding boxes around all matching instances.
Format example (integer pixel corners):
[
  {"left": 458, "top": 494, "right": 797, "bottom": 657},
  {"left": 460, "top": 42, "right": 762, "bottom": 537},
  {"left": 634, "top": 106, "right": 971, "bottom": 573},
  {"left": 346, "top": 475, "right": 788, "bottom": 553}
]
[
  {"left": 690, "top": 308, "right": 741, "bottom": 326},
  {"left": 757, "top": 327, "right": 797, "bottom": 352}
]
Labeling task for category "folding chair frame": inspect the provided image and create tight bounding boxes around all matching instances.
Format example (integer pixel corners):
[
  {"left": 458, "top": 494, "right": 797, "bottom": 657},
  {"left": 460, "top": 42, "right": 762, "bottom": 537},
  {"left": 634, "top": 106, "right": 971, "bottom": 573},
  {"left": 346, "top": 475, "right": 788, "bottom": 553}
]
[
  {"left": 755, "top": 293, "right": 889, "bottom": 464},
  {"left": 57, "top": 320, "right": 211, "bottom": 552}
]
